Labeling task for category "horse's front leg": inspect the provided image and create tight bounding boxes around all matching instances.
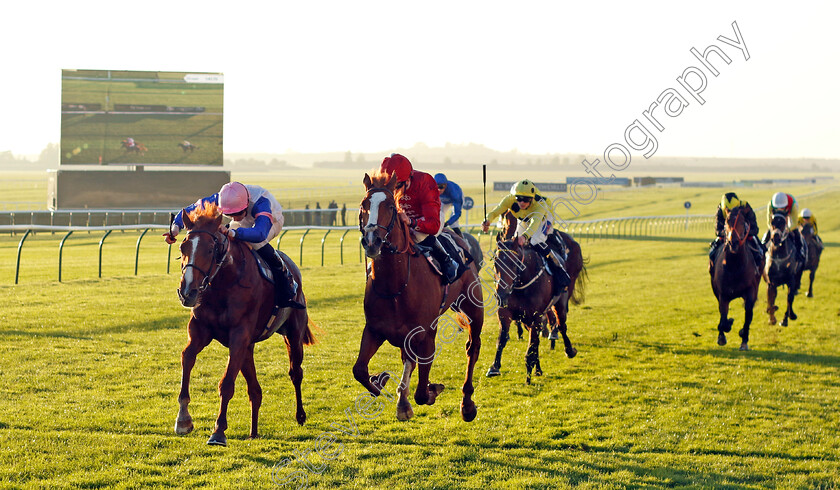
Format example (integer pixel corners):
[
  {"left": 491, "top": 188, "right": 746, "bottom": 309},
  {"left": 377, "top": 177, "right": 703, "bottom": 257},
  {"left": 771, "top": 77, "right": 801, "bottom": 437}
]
[
  {"left": 487, "top": 308, "right": 513, "bottom": 377},
  {"left": 175, "top": 319, "right": 212, "bottom": 435},
  {"left": 352, "top": 325, "right": 388, "bottom": 396},
  {"left": 412, "top": 334, "right": 437, "bottom": 407},
  {"left": 717, "top": 296, "right": 732, "bottom": 346},
  {"left": 807, "top": 269, "right": 816, "bottom": 297},
  {"left": 766, "top": 285, "right": 778, "bottom": 325},
  {"left": 739, "top": 296, "right": 755, "bottom": 351},
  {"left": 239, "top": 345, "right": 262, "bottom": 438},
  {"left": 396, "top": 354, "right": 416, "bottom": 421},
  {"left": 783, "top": 283, "right": 798, "bottom": 326},
  {"left": 208, "top": 330, "right": 250, "bottom": 446},
  {"left": 525, "top": 315, "right": 541, "bottom": 385}
]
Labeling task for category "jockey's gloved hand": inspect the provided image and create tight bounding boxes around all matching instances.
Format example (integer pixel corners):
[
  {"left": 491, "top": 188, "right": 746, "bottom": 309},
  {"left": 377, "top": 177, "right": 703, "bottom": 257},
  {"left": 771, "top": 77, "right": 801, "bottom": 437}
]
[{"left": 163, "top": 224, "right": 180, "bottom": 244}]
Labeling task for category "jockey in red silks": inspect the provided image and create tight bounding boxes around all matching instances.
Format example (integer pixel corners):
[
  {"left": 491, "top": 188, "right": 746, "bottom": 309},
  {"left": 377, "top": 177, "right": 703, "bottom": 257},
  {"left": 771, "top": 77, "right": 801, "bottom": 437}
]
[{"left": 380, "top": 153, "right": 461, "bottom": 283}]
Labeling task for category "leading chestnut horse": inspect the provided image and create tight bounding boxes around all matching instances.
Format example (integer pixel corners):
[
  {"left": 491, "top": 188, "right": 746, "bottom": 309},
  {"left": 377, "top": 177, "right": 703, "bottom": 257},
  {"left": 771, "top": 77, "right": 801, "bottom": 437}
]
[
  {"left": 173, "top": 203, "right": 314, "bottom": 446},
  {"left": 354, "top": 172, "right": 484, "bottom": 422},
  {"left": 710, "top": 206, "right": 761, "bottom": 350}
]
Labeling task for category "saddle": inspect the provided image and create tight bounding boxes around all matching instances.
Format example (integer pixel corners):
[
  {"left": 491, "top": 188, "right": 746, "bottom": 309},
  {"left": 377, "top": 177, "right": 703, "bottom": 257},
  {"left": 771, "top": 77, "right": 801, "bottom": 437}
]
[
  {"left": 415, "top": 233, "right": 474, "bottom": 282},
  {"left": 251, "top": 249, "right": 300, "bottom": 302}
]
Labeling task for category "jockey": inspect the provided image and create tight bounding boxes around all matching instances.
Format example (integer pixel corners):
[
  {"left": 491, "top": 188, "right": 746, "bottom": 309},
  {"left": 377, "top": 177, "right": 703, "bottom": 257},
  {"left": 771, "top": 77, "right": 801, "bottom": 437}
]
[
  {"left": 797, "top": 208, "right": 823, "bottom": 251},
  {"left": 709, "top": 192, "right": 764, "bottom": 268},
  {"left": 434, "top": 173, "right": 465, "bottom": 237},
  {"left": 380, "top": 154, "right": 461, "bottom": 284},
  {"left": 165, "top": 181, "right": 305, "bottom": 310},
  {"left": 481, "top": 179, "right": 571, "bottom": 294},
  {"left": 125, "top": 137, "right": 135, "bottom": 148},
  {"left": 764, "top": 191, "right": 806, "bottom": 262}
]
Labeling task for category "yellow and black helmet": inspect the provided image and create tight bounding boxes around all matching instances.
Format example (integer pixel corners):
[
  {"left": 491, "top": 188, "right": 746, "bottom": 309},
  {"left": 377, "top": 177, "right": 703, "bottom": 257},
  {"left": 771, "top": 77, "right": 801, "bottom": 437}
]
[
  {"left": 511, "top": 179, "right": 537, "bottom": 198},
  {"left": 721, "top": 192, "right": 741, "bottom": 211}
]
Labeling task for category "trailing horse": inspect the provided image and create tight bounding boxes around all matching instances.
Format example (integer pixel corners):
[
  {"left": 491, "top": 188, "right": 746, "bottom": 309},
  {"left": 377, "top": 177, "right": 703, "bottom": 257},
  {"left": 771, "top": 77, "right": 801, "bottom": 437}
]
[
  {"left": 764, "top": 213, "right": 803, "bottom": 326},
  {"left": 173, "top": 203, "right": 314, "bottom": 446},
  {"left": 354, "top": 172, "right": 484, "bottom": 422},
  {"left": 710, "top": 206, "right": 761, "bottom": 350},
  {"left": 797, "top": 222, "right": 822, "bottom": 298}
]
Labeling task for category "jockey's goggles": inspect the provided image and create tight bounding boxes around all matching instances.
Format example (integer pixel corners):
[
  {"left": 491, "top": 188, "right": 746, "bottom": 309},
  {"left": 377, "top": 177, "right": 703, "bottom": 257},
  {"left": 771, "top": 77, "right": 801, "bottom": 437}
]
[
  {"left": 396, "top": 181, "right": 407, "bottom": 189},
  {"left": 224, "top": 209, "right": 247, "bottom": 219},
  {"left": 515, "top": 196, "right": 533, "bottom": 203},
  {"left": 437, "top": 184, "right": 446, "bottom": 190}
]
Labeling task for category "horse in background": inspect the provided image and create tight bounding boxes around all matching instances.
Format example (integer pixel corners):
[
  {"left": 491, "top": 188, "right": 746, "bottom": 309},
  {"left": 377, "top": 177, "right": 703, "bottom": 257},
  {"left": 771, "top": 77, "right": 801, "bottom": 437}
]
[
  {"left": 121, "top": 140, "right": 148, "bottom": 155},
  {"left": 487, "top": 212, "right": 587, "bottom": 384},
  {"left": 797, "top": 222, "right": 822, "bottom": 298},
  {"left": 710, "top": 206, "right": 761, "bottom": 350},
  {"left": 173, "top": 203, "right": 314, "bottom": 446},
  {"left": 178, "top": 141, "right": 199, "bottom": 152},
  {"left": 355, "top": 172, "right": 484, "bottom": 422},
  {"left": 764, "top": 213, "right": 803, "bottom": 326}
]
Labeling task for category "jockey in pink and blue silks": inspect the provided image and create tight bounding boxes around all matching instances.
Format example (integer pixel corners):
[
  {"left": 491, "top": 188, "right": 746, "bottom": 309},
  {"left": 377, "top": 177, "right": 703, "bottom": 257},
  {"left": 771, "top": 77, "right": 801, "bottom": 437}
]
[{"left": 165, "top": 182, "right": 305, "bottom": 310}]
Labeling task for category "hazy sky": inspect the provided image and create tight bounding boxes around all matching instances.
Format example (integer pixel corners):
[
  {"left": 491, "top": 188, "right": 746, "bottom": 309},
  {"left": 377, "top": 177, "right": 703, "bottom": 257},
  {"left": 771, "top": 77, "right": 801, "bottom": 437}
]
[{"left": 1, "top": 1, "right": 838, "bottom": 159}]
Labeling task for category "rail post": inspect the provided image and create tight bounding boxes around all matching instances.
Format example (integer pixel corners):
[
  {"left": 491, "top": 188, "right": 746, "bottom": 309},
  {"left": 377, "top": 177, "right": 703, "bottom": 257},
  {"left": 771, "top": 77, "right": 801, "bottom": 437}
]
[
  {"left": 135, "top": 228, "right": 150, "bottom": 275},
  {"left": 58, "top": 230, "right": 74, "bottom": 282},
  {"left": 340, "top": 229, "right": 353, "bottom": 265},
  {"left": 14, "top": 229, "right": 32, "bottom": 284},
  {"left": 99, "top": 230, "right": 113, "bottom": 278},
  {"left": 320, "top": 229, "right": 332, "bottom": 266},
  {"left": 299, "top": 228, "right": 311, "bottom": 265}
]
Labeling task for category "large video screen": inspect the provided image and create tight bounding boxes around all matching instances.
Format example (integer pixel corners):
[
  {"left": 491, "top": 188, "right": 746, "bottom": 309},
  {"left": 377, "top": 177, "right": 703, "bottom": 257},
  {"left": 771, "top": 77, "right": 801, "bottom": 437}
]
[{"left": 61, "top": 69, "right": 223, "bottom": 165}]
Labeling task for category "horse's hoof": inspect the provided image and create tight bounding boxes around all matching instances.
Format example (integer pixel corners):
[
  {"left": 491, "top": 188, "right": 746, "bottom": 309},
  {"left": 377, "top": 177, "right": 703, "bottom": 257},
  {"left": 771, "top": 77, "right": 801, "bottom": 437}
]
[
  {"left": 789, "top": 312, "right": 797, "bottom": 321},
  {"left": 371, "top": 372, "right": 391, "bottom": 391},
  {"left": 807, "top": 291, "right": 813, "bottom": 298},
  {"left": 207, "top": 433, "right": 227, "bottom": 446},
  {"left": 486, "top": 366, "right": 501, "bottom": 377},
  {"left": 460, "top": 401, "right": 477, "bottom": 422},
  {"left": 525, "top": 376, "right": 531, "bottom": 385},
  {"left": 535, "top": 367, "right": 543, "bottom": 377},
  {"left": 296, "top": 410, "right": 307, "bottom": 426},
  {"left": 739, "top": 343, "right": 749, "bottom": 351},
  {"left": 781, "top": 319, "right": 788, "bottom": 327},
  {"left": 768, "top": 316, "right": 776, "bottom": 325},
  {"left": 396, "top": 404, "right": 414, "bottom": 421},
  {"left": 717, "top": 332, "right": 727, "bottom": 346},
  {"left": 566, "top": 347, "right": 578, "bottom": 359},
  {"left": 248, "top": 434, "right": 261, "bottom": 440},
  {"left": 174, "top": 419, "right": 194, "bottom": 435}
]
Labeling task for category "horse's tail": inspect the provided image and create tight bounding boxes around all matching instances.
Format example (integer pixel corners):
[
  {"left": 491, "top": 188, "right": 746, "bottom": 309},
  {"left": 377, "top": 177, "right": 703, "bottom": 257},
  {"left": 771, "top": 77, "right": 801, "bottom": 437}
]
[
  {"left": 302, "top": 315, "right": 319, "bottom": 346},
  {"left": 570, "top": 256, "right": 589, "bottom": 306}
]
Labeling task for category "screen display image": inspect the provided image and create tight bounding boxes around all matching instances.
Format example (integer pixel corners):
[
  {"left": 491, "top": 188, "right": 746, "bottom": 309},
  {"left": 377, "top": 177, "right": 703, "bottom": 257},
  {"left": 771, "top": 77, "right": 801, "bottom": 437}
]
[{"left": 61, "top": 69, "right": 223, "bottom": 165}]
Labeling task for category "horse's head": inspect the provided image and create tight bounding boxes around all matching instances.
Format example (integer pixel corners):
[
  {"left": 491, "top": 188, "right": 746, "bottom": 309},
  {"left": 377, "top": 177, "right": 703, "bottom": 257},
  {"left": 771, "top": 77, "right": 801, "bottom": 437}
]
[
  {"left": 493, "top": 239, "right": 529, "bottom": 307},
  {"left": 800, "top": 222, "right": 814, "bottom": 240},
  {"left": 724, "top": 206, "right": 749, "bottom": 251},
  {"left": 177, "top": 203, "right": 228, "bottom": 307},
  {"left": 770, "top": 213, "right": 788, "bottom": 248},
  {"left": 359, "top": 172, "right": 408, "bottom": 258}
]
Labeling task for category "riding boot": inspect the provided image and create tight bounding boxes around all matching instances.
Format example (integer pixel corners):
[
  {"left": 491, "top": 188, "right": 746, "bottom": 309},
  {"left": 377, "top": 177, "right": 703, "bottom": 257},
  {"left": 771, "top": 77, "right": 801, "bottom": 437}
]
[
  {"left": 709, "top": 236, "right": 723, "bottom": 263},
  {"left": 750, "top": 236, "right": 765, "bottom": 268},
  {"left": 256, "top": 245, "right": 306, "bottom": 310},
  {"left": 425, "top": 235, "right": 459, "bottom": 283},
  {"left": 793, "top": 230, "right": 807, "bottom": 263},
  {"left": 549, "top": 232, "right": 568, "bottom": 262},
  {"left": 761, "top": 229, "right": 771, "bottom": 248},
  {"left": 547, "top": 250, "right": 571, "bottom": 295}
]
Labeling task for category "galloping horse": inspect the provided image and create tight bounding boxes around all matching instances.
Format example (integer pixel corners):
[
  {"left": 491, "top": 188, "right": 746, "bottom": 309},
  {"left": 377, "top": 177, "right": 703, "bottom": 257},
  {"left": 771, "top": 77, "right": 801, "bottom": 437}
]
[
  {"left": 355, "top": 172, "right": 484, "bottom": 422},
  {"left": 797, "top": 222, "right": 822, "bottom": 298},
  {"left": 765, "top": 213, "right": 803, "bottom": 326},
  {"left": 486, "top": 211, "right": 587, "bottom": 383},
  {"left": 178, "top": 142, "right": 199, "bottom": 152},
  {"left": 710, "top": 206, "right": 761, "bottom": 350},
  {"left": 121, "top": 140, "right": 148, "bottom": 155},
  {"left": 173, "top": 203, "right": 314, "bottom": 446}
]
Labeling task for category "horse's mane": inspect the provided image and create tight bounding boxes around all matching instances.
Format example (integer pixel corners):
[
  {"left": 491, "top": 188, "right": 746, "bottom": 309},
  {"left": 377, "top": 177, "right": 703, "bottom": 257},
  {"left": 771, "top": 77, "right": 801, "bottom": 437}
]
[
  {"left": 188, "top": 201, "right": 221, "bottom": 227},
  {"left": 369, "top": 170, "right": 406, "bottom": 212}
]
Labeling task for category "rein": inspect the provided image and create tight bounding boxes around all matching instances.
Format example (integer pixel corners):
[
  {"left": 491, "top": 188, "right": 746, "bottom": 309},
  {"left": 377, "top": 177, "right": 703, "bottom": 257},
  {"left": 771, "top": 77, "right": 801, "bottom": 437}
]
[
  {"left": 362, "top": 186, "right": 416, "bottom": 298},
  {"left": 725, "top": 211, "right": 749, "bottom": 250},
  {"left": 181, "top": 229, "right": 230, "bottom": 293}
]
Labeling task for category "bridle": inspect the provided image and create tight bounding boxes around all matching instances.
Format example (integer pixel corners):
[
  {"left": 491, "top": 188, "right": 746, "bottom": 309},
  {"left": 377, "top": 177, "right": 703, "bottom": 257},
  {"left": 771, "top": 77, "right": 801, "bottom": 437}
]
[
  {"left": 725, "top": 209, "right": 749, "bottom": 250},
  {"left": 181, "top": 229, "right": 230, "bottom": 293},
  {"left": 494, "top": 243, "right": 539, "bottom": 291},
  {"left": 360, "top": 187, "right": 412, "bottom": 255}
]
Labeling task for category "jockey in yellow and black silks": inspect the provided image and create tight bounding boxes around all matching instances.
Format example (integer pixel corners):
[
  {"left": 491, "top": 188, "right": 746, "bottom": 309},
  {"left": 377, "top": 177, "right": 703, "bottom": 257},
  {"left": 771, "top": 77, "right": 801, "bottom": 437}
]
[
  {"left": 481, "top": 179, "right": 570, "bottom": 294},
  {"left": 709, "top": 192, "right": 764, "bottom": 268},
  {"left": 797, "top": 207, "right": 823, "bottom": 251}
]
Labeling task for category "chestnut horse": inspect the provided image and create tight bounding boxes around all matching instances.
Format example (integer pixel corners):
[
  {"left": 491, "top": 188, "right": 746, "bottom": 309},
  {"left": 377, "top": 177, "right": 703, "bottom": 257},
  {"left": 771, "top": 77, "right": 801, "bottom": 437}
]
[
  {"left": 710, "top": 206, "right": 761, "bottom": 350},
  {"left": 486, "top": 211, "right": 587, "bottom": 383},
  {"left": 797, "top": 222, "right": 822, "bottom": 298},
  {"left": 173, "top": 203, "right": 314, "bottom": 446},
  {"left": 764, "top": 213, "right": 803, "bottom": 326},
  {"left": 354, "top": 172, "right": 484, "bottom": 422}
]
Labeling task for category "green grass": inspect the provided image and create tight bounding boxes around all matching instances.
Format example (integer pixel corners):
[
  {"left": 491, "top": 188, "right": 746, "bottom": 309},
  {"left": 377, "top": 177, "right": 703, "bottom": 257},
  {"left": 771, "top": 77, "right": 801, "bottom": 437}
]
[{"left": 0, "top": 177, "right": 838, "bottom": 488}]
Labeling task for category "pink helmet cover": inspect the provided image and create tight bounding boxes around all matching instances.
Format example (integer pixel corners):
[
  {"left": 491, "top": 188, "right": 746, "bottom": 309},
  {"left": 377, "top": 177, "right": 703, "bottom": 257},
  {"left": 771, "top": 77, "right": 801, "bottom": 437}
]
[{"left": 218, "top": 182, "right": 249, "bottom": 214}]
